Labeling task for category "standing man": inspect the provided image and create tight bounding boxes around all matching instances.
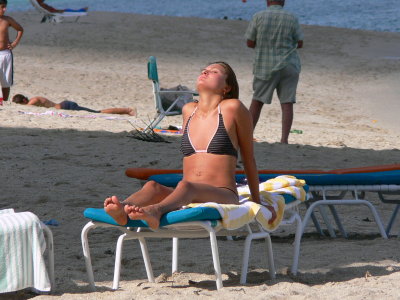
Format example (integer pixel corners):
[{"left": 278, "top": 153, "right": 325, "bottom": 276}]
[
  {"left": 0, "top": 0, "right": 24, "bottom": 102},
  {"left": 245, "top": 0, "right": 303, "bottom": 144}
]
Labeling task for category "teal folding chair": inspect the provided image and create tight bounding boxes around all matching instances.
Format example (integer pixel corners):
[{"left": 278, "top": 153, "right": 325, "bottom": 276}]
[{"left": 144, "top": 56, "right": 198, "bottom": 132}]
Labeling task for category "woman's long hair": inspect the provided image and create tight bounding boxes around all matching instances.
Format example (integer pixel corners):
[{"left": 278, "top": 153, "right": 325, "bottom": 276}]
[{"left": 209, "top": 61, "right": 239, "bottom": 99}]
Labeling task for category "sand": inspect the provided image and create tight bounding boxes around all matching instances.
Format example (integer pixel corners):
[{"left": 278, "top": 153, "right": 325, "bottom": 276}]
[{"left": 0, "top": 10, "right": 399, "bottom": 299}]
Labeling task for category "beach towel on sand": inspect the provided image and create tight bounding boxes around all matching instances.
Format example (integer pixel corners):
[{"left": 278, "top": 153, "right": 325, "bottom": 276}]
[
  {"left": 0, "top": 209, "right": 51, "bottom": 293},
  {"left": 188, "top": 175, "right": 306, "bottom": 231}
]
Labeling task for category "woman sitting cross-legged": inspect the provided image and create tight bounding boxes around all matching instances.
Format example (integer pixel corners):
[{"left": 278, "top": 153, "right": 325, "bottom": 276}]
[{"left": 104, "top": 61, "right": 260, "bottom": 229}]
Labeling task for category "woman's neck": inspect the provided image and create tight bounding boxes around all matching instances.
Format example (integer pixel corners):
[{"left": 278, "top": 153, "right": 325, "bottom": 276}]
[{"left": 198, "top": 92, "right": 222, "bottom": 114}]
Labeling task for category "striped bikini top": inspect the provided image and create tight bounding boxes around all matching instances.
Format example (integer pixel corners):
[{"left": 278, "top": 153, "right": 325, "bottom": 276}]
[{"left": 181, "top": 105, "right": 238, "bottom": 158}]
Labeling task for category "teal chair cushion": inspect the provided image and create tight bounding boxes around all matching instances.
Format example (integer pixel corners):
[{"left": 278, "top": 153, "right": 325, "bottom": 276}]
[{"left": 84, "top": 206, "right": 221, "bottom": 228}]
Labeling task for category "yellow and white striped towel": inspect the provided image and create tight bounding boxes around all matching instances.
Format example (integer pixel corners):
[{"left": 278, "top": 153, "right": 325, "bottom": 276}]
[
  {"left": 0, "top": 209, "right": 51, "bottom": 293},
  {"left": 189, "top": 175, "right": 306, "bottom": 231}
]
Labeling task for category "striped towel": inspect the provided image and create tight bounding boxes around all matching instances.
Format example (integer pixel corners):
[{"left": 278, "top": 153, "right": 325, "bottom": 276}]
[
  {"left": 0, "top": 209, "right": 51, "bottom": 293},
  {"left": 189, "top": 175, "right": 306, "bottom": 231}
]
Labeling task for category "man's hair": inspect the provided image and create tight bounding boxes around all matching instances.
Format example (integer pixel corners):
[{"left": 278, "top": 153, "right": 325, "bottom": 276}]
[
  {"left": 12, "top": 94, "right": 29, "bottom": 104},
  {"left": 208, "top": 61, "right": 239, "bottom": 100},
  {"left": 0, "top": 0, "right": 8, "bottom": 6}
]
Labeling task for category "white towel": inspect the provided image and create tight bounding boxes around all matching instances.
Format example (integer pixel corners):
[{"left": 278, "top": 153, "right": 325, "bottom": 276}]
[
  {"left": 0, "top": 210, "right": 51, "bottom": 293},
  {"left": 189, "top": 175, "right": 307, "bottom": 231}
]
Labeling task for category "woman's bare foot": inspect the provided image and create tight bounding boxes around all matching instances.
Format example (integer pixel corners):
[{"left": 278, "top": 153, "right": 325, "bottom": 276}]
[
  {"left": 104, "top": 196, "right": 128, "bottom": 225},
  {"left": 128, "top": 107, "right": 137, "bottom": 116},
  {"left": 126, "top": 204, "right": 162, "bottom": 229}
]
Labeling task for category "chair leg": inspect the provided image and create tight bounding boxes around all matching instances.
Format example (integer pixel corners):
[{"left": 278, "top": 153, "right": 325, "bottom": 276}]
[
  {"left": 112, "top": 233, "right": 127, "bottom": 290},
  {"left": 144, "top": 113, "right": 165, "bottom": 132},
  {"left": 328, "top": 205, "right": 348, "bottom": 238},
  {"left": 305, "top": 201, "right": 325, "bottom": 236},
  {"left": 240, "top": 234, "right": 253, "bottom": 284},
  {"left": 302, "top": 200, "right": 388, "bottom": 239},
  {"left": 209, "top": 231, "right": 223, "bottom": 289},
  {"left": 264, "top": 234, "right": 276, "bottom": 279},
  {"left": 318, "top": 205, "right": 336, "bottom": 237},
  {"left": 362, "top": 201, "right": 388, "bottom": 239},
  {"left": 81, "top": 222, "right": 97, "bottom": 291},
  {"left": 172, "top": 237, "right": 179, "bottom": 273},
  {"left": 290, "top": 214, "right": 303, "bottom": 275},
  {"left": 138, "top": 237, "right": 155, "bottom": 283},
  {"left": 42, "top": 224, "right": 55, "bottom": 290},
  {"left": 386, "top": 204, "right": 400, "bottom": 236}
]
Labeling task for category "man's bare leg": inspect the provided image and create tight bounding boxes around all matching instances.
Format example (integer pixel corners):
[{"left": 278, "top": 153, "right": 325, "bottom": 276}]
[
  {"left": 2, "top": 87, "right": 10, "bottom": 101},
  {"left": 100, "top": 107, "right": 137, "bottom": 116},
  {"left": 126, "top": 181, "right": 239, "bottom": 229},
  {"left": 281, "top": 103, "right": 293, "bottom": 144},
  {"left": 249, "top": 100, "right": 264, "bottom": 130}
]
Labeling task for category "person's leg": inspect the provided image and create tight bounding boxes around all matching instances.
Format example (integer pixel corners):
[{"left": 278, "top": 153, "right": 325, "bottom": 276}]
[
  {"left": 126, "top": 180, "right": 239, "bottom": 229},
  {"left": 276, "top": 65, "right": 299, "bottom": 144},
  {"left": 104, "top": 180, "right": 173, "bottom": 225},
  {"left": 100, "top": 107, "right": 137, "bottom": 116},
  {"left": 280, "top": 103, "right": 293, "bottom": 144},
  {"left": 249, "top": 100, "right": 264, "bottom": 129},
  {"left": 2, "top": 87, "right": 10, "bottom": 101},
  {"left": 2, "top": 50, "right": 13, "bottom": 102},
  {"left": 251, "top": 76, "right": 277, "bottom": 130}
]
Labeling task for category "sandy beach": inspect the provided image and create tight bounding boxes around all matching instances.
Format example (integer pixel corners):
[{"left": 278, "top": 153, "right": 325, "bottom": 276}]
[{"left": 1, "top": 10, "right": 400, "bottom": 299}]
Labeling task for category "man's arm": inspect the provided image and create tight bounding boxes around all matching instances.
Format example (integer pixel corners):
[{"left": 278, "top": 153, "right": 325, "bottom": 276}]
[
  {"left": 245, "top": 15, "right": 257, "bottom": 49},
  {"left": 37, "top": 0, "right": 64, "bottom": 13},
  {"left": 7, "top": 17, "right": 23, "bottom": 50},
  {"left": 247, "top": 39, "right": 256, "bottom": 49}
]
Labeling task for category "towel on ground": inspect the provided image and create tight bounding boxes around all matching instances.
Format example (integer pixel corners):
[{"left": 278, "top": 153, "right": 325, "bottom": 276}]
[
  {"left": 188, "top": 175, "right": 306, "bottom": 231},
  {"left": 0, "top": 209, "right": 51, "bottom": 293}
]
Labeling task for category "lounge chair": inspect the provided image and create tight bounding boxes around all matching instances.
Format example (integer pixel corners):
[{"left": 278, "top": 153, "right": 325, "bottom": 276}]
[
  {"left": 81, "top": 181, "right": 308, "bottom": 290},
  {"left": 29, "top": 0, "right": 87, "bottom": 23},
  {"left": 0, "top": 209, "right": 55, "bottom": 293},
  {"left": 126, "top": 165, "right": 400, "bottom": 237},
  {"left": 143, "top": 56, "right": 198, "bottom": 133}
]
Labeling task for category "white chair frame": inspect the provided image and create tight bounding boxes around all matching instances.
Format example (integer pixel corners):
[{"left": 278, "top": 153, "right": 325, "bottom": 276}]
[{"left": 81, "top": 201, "right": 303, "bottom": 290}]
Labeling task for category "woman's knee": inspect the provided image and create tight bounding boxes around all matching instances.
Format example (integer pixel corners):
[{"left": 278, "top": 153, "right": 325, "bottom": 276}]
[
  {"left": 143, "top": 180, "right": 162, "bottom": 191},
  {"left": 176, "top": 180, "right": 193, "bottom": 191}
]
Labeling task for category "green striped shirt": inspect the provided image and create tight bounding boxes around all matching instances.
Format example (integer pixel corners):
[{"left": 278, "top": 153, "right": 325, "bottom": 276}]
[{"left": 245, "top": 5, "right": 303, "bottom": 80}]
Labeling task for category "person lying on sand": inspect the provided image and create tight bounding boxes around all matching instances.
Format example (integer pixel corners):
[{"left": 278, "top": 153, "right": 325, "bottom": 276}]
[
  {"left": 12, "top": 94, "right": 136, "bottom": 116},
  {"left": 104, "top": 62, "right": 260, "bottom": 229},
  {"left": 36, "top": 0, "right": 88, "bottom": 13}
]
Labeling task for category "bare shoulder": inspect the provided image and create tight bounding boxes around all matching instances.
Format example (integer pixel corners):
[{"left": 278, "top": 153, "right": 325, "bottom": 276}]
[
  {"left": 182, "top": 101, "right": 197, "bottom": 116},
  {"left": 3, "top": 16, "right": 15, "bottom": 24},
  {"left": 220, "top": 98, "right": 249, "bottom": 114}
]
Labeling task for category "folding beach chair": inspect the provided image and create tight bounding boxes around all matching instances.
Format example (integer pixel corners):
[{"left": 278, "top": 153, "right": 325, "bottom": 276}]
[
  {"left": 81, "top": 189, "right": 307, "bottom": 290},
  {"left": 29, "top": 0, "right": 87, "bottom": 23},
  {"left": 143, "top": 56, "right": 198, "bottom": 133}
]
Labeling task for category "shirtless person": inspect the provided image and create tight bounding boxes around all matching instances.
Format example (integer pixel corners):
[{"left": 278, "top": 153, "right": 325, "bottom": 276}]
[
  {"left": 0, "top": 0, "right": 23, "bottom": 101},
  {"left": 12, "top": 94, "right": 136, "bottom": 116},
  {"left": 37, "top": 0, "right": 88, "bottom": 13}
]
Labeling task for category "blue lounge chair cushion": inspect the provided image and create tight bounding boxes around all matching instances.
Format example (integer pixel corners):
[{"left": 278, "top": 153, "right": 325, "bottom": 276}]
[
  {"left": 257, "top": 170, "right": 400, "bottom": 185},
  {"left": 84, "top": 206, "right": 222, "bottom": 228},
  {"left": 149, "top": 171, "right": 400, "bottom": 187}
]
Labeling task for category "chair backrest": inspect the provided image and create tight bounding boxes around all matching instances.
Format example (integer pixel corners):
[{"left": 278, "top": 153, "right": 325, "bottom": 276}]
[
  {"left": 147, "top": 56, "right": 159, "bottom": 83},
  {"left": 147, "top": 56, "right": 164, "bottom": 113},
  {"left": 29, "top": 0, "right": 54, "bottom": 15}
]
